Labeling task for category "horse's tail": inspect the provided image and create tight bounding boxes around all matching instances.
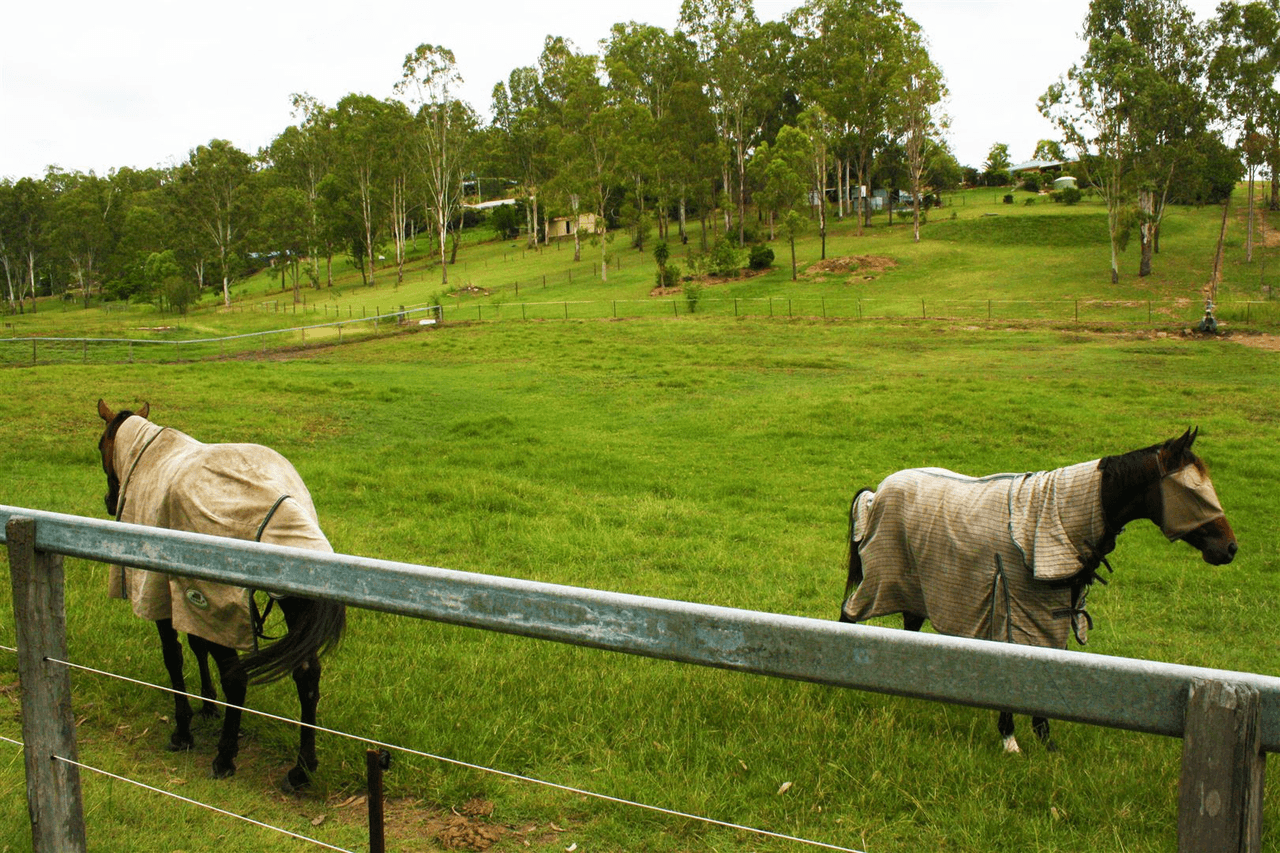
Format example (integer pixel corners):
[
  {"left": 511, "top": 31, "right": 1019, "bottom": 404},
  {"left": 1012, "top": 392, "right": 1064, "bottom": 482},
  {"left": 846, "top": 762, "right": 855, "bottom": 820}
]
[
  {"left": 840, "top": 488, "right": 872, "bottom": 622},
  {"left": 237, "top": 597, "right": 346, "bottom": 685}
]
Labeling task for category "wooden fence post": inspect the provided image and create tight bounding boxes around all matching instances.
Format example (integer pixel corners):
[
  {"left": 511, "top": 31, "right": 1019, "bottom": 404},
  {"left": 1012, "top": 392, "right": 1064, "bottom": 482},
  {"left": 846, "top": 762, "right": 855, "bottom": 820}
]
[
  {"left": 6, "top": 516, "right": 87, "bottom": 853},
  {"left": 1178, "top": 679, "right": 1264, "bottom": 852}
]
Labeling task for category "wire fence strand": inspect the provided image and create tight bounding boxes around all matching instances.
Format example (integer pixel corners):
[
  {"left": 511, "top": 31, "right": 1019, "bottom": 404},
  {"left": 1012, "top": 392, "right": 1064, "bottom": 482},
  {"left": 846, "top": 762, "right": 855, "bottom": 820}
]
[
  {"left": 45, "top": 654, "right": 865, "bottom": 853},
  {"left": 52, "top": 754, "right": 358, "bottom": 853}
]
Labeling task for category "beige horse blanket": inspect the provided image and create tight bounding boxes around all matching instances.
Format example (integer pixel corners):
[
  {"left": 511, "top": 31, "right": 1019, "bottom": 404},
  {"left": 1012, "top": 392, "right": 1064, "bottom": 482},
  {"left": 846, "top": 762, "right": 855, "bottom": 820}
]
[
  {"left": 109, "top": 416, "right": 332, "bottom": 650},
  {"left": 841, "top": 461, "right": 1106, "bottom": 648}
]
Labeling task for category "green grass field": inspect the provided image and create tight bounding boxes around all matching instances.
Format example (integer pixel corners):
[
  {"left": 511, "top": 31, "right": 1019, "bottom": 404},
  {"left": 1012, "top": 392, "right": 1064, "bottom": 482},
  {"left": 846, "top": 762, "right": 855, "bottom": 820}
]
[{"left": 1, "top": 186, "right": 1279, "bottom": 852}]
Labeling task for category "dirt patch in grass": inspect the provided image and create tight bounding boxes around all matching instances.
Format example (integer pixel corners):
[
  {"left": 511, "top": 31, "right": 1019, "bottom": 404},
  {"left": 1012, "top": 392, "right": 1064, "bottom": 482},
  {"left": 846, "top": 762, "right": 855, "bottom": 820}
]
[
  {"left": 801, "top": 255, "right": 897, "bottom": 282},
  {"left": 320, "top": 792, "right": 573, "bottom": 851},
  {"left": 449, "top": 285, "right": 493, "bottom": 298},
  {"left": 1230, "top": 332, "right": 1280, "bottom": 352}
]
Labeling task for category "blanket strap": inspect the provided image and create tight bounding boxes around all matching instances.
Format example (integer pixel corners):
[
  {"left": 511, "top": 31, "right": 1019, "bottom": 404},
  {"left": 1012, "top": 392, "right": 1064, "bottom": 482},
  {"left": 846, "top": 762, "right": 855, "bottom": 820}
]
[
  {"left": 114, "top": 426, "right": 169, "bottom": 523},
  {"left": 249, "top": 495, "right": 293, "bottom": 649},
  {"left": 1052, "top": 537, "right": 1117, "bottom": 645}
]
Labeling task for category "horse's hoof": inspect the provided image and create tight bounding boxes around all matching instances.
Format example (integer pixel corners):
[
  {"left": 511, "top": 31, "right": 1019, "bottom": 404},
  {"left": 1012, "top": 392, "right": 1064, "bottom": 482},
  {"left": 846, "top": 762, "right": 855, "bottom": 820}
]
[
  {"left": 168, "top": 734, "right": 194, "bottom": 752},
  {"left": 210, "top": 759, "right": 236, "bottom": 779},
  {"left": 1042, "top": 739, "right": 1060, "bottom": 753},
  {"left": 197, "top": 703, "right": 221, "bottom": 719},
  {"left": 1002, "top": 735, "right": 1022, "bottom": 755},
  {"left": 278, "top": 765, "right": 313, "bottom": 794}
]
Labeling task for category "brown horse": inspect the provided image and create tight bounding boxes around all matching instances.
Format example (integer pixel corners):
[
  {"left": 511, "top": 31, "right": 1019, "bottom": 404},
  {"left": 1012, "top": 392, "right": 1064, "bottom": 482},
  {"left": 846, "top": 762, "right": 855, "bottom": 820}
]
[
  {"left": 97, "top": 400, "right": 345, "bottom": 791},
  {"left": 840, "top": 429, "right": 1236, "bottom": 753}
]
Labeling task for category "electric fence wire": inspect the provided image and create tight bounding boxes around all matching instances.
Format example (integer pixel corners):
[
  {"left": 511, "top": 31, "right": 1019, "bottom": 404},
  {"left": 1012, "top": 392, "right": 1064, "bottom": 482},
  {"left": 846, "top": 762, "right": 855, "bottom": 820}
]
[{"left": 35, "top": 653, "right": 865, "bottom": 853}]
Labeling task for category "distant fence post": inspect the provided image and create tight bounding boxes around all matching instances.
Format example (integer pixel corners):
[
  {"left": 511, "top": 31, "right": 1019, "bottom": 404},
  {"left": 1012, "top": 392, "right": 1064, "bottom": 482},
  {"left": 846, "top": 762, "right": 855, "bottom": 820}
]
[
  {"left": 6, "top": 516, "right": 87, "bottom": 853},
  {"left": 1178, "top": 679, "right": 1264, "bottom": 852}
]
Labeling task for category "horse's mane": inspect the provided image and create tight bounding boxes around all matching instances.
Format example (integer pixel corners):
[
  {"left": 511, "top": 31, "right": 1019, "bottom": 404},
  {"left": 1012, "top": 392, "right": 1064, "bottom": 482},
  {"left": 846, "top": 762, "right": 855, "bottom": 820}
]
[{"left": 1097, "top": 434, "right": 1205, "bottom": 490}]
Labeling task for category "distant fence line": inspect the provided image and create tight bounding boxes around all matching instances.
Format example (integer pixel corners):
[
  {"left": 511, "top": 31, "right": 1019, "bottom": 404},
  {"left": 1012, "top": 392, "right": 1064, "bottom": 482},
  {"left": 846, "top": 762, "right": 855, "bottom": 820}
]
[{"left": 3, "top": 297, "right": 1277, "bottom": 367}]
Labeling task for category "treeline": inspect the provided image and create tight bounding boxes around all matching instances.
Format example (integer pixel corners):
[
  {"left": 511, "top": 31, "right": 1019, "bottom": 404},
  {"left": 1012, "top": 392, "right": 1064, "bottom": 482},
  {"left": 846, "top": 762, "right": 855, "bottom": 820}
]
[{"left": 1, "top": 0, "right": 1276, "bottom": 313}]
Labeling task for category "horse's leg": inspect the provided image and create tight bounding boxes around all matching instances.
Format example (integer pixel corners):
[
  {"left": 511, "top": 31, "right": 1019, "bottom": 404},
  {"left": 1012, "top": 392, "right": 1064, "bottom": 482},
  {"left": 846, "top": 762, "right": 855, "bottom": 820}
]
[
  {"left": 903, "top": 613, "right": 925, "bottom": 632},
  {"left": 998, "top": 712, "right": 1021, "bottom": 754},
  {"left": 207, "top": 642, "right": 246, "bottom": 779},
  {"left": 1032, "top": 716, "right": 1058, "bottom": 752},
  {"left": 186, "top": 633, "right": 220, "bottom": 719},
  {"left": 156, "top": 619, "right": 195, "bottom": 751},
  {"left": 278, "top": 597, "right": 321, "bottom": 793}
]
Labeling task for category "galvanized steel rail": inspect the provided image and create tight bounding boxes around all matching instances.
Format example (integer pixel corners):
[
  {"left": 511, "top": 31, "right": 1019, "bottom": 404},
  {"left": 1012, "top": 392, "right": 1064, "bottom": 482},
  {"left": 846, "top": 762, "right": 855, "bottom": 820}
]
[
  {"left": 3, "top": 503, "right": 1280, "bottom": 745},
  {"left": 2, "top": 505, "right": 1273, "bottom": 851}
]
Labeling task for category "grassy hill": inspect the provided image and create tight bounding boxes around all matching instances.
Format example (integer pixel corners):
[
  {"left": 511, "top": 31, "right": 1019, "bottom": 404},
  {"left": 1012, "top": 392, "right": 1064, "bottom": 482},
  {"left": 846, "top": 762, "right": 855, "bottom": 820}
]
[{"left": 1, "top": 184, "right": 1278, "bottom": 852}]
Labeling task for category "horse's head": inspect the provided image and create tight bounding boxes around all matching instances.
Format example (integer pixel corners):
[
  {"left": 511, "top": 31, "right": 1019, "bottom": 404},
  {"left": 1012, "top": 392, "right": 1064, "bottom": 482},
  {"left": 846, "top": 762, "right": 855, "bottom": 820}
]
[
  {"left": 1154, "top": 428, "right": 1237, "bottom": 565},
  {"left": 97, "top": 399, "right": 149, "bottom": 517}
]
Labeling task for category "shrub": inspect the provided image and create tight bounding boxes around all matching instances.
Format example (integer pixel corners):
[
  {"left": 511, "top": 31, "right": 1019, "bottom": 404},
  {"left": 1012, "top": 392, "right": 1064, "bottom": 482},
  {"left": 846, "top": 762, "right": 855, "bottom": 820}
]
[
  {"left": 1003, "top": 194, "right": 1015, "bottom": 205},
  {"left": 707, "top": 239, "right": 743, "bottom": 278},
  {"left": 1058, "top": 186, "right": 1083, "bottom": 206},
  {"left": 655, "top": 264, "right": 681, "bottom": 289},
  {"left": 748, "top": 244, "right": 775, "bottom": 270},
  {"left": 684, "top": 279, "right": 703, "bottom": 313},
  {"left": 1020, "top": 174, "right": 1042, "bottom": 193}
]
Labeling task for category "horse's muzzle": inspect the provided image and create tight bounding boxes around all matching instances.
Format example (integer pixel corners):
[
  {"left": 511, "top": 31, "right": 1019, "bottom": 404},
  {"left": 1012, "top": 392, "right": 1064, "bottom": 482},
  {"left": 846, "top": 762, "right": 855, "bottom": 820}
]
[{"left": 1202, "top": 540, "right": 1238, "bottom": 565}]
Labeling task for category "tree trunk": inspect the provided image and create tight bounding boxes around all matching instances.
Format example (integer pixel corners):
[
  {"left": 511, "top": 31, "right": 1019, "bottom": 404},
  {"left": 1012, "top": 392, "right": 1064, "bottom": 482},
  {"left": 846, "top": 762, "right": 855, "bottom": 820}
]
[{"left": 1138, "top": 187, "right": 1154, "bottom": 277}]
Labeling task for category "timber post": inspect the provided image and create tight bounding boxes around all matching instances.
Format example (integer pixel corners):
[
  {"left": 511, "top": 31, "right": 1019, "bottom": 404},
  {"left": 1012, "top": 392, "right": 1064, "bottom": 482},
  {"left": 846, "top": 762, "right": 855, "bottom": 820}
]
[
  {"left": 6, "top": 516, "right": 87, "bottom": 852},
  {"left": 1178, "top": 679, "right": 1265, "bottom": 852}
]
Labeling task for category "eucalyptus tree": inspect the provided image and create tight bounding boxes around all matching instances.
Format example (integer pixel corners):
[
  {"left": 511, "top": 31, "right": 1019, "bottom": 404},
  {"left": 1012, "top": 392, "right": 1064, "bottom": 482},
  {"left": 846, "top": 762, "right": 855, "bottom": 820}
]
[
  {"left": 604, "top": 22, "right": 701, "bottom": 242},
  {"left": 901, "top": 56, "right": 948, "bottom": 243},
  {"left": 47, "top": 168, "right": 122, "bottom": 303},
  {"left": 797, "top": 106, "right": 835, "bottom": 257},
  {"left": 1042, "top": 0, "right": 1215, "bottom": 281},
  {"left": 787, "top": 0, "right": 928, "bottom": 234},
  {"left": 1084, "top": 0, "right": 1212, "bottom": 276},
  {"left": 1041, "top": 32, "right": 1142, "bottom": 283},
  {"left": 397, "top": 44, "right": 477, "bottom": 285},
  {"left": 490, "top": 67, "right": 551, "bottom": 246},
  {"left": 265, "top": 94, "right": 337, "bottom": 290},
  {"left": 331, "top": 94, "right": 401, "bottom": 288},
  {"left": 678, "top": 0, "right": 770, "bottom": 245},
  {"left": 1209, "top": 0, "right": 1279, "bottom": 262},
  {"left": 170, "top": 140, "right": 257, "bottom": 306},
  {"left": 749, "top": 124, "right": 811, "bottom": 277},
  {"left": 544, "top": 38, "right": 644, "bottom": 281}
]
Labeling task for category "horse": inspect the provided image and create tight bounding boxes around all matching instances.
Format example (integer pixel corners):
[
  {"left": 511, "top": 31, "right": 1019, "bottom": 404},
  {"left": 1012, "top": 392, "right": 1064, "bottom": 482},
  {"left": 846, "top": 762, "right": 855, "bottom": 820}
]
[
  {"left": 839, "top": 429, "right": 1236, "bottom": 754},
  {"left": 96, "top": 400, "right": 346, "bottom": 791}
]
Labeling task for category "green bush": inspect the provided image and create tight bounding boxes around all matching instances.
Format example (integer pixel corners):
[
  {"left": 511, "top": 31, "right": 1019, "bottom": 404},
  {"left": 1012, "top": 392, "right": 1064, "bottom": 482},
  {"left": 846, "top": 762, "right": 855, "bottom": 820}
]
[
  {"left": 707, "top": 239, "right": 743, "bottom": 278},
  {"left": 1057, "top": 186, "right": 1083, "bottom": 206},
  {"left": 1003, "top": 194, "right": 1015, "bottom": 205},
  {"left": 748, "top": 244, "right": 775, "bottom": 270},
  {"left": 683, "top": 279, "right": 703, "bottom": 313},
  {"left": 655, "top": 264, "right": 681, "bottom": 289}
]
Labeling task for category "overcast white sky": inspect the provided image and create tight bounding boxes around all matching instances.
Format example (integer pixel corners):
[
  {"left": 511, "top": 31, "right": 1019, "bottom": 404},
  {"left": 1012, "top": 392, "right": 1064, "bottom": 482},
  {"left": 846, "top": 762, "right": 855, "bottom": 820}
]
[{"left": 0, "top": 0, "right": 1224, "bottom": 183}]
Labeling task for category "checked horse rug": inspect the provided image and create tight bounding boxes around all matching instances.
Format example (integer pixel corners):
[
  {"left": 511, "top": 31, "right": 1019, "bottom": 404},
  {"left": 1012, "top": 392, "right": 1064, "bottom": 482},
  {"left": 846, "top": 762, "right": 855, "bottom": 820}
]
[
  {"left": 108, "top": 416, "right": 333, "bottom": 650},
  {"left": 840, "top": 460, "right": 1106, "bottom": 649}
]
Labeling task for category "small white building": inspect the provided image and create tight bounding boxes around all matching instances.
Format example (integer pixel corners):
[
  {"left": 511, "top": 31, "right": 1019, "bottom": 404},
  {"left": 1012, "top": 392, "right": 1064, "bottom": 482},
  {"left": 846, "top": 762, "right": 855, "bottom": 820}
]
[
  {"left": 548, "top": 213, "right": 597, "bottom": 238},
  {"left": 1052, "top": 175, "right": 1078, "bottom": 190}
]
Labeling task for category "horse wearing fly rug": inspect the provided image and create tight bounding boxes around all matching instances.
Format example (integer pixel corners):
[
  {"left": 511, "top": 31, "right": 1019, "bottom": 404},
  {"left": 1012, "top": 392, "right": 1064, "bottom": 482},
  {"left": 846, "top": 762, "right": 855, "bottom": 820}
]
[
  {"left": 97, "top": 401, "right": 345, "bottom": 791},
  {"left": 839, "top": 429, "right": 1236, "bottom": 753}
]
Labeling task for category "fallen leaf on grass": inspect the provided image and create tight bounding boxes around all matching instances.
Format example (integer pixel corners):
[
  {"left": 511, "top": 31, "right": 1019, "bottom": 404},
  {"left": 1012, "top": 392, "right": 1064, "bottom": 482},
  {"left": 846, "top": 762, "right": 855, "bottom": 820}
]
[
  {"left": 777, "top": 781, "right": 793, "bottom": 795},
  {"left": 311, "top": 815, "right": 326, "bottom": 827}
]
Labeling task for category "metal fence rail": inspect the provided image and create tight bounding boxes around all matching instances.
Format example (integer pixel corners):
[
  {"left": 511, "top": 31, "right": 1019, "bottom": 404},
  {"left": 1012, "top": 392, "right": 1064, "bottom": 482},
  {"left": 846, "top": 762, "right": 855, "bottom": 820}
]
[{"left": 2, "top": 504, "right": 1273, "bottom": 851}]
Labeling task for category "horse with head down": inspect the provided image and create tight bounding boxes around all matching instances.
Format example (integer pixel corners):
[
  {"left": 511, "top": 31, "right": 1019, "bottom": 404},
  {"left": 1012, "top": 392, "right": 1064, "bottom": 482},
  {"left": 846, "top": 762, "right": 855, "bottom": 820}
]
[
  {"left": 97, "top": 400, "right": 345, "bottom": 791},
  {"left": 839, "top": 429, "right": 1236, "bottom": 753}
]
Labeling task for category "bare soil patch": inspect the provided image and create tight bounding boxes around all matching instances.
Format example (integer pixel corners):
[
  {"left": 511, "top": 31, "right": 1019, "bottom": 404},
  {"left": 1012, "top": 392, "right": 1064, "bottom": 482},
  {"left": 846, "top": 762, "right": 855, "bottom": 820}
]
[{"left": 801, "top": 255, "right": 897, "bottom": 283}]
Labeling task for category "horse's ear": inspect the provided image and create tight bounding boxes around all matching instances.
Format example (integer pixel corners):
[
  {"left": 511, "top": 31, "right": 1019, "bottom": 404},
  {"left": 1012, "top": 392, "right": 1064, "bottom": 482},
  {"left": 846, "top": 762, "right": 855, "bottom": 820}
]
[
  {"left": 97, "top": 399, "right": 115, "bottom": 423},
  {"left": 137, "top": 402, "right": 150, "bottom": 420}
]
